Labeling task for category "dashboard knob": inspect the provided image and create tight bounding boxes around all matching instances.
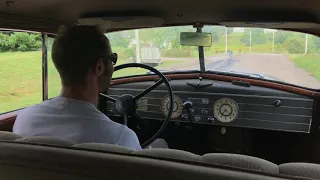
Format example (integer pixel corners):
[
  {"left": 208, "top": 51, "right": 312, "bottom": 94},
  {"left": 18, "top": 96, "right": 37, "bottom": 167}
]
[
  {"left": 273, "top": 100, "right": 281, "bottom": 107},
  {"left": 181, "top": 114, "right": 189, "bottom": 121},
  {"left": 201, "top": 109, "right": 208, "bottom": 115},
  {"left": 194, "top": 116, "right": 201, "bottom": 122},
  {"left": 108, "top": 109, "right": 114, "bottom": 115},
  {"left": 207, "top": 117, "right": 215, "bottom": 124},
  {"left": 189, "top": 108, "right": 195, "bottom": 114}
]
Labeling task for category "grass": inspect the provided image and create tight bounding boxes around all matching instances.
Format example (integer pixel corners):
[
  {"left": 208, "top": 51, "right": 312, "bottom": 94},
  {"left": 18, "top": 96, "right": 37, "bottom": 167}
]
[
  {"left": 0, "top": 51, "right": 184, "bottom": 113},
  {"left": 205, "top": 33, "right": 274, "bottom": 55},
  {"left": 290, "top": 55, "right": 320, "bottom": 80},
  {"left": 0, "top": 51, "right": 42, "bottom": 113}
]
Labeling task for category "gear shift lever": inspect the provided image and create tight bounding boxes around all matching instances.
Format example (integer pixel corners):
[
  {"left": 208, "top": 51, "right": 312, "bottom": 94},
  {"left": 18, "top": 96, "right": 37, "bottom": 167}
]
[{"left": 183, "top": 101, "right": 193, "bottom": 124}]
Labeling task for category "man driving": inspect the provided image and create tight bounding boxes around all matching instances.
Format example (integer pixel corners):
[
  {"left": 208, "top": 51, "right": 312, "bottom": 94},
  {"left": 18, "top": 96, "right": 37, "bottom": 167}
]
[{"left": 13, "top": 25, "right": 166, "bottom": 150}]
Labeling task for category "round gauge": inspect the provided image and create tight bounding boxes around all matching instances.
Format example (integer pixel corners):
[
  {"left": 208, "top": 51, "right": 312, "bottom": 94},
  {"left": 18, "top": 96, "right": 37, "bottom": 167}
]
[
  {"left": 213, "top": 98, "right": 239, "bottom": 123},
  {"left": 160, "top": 95, "right": 183, "bottom": 119}
]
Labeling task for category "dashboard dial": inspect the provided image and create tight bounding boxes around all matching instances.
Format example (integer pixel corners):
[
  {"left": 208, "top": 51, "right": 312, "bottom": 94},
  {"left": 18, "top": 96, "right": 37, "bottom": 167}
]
[
  {"left": 160, "top": 95, "right": 183, "bottom": 119},
  {"left": 213, "top": 98, "right": 239, "bottom": 123}
]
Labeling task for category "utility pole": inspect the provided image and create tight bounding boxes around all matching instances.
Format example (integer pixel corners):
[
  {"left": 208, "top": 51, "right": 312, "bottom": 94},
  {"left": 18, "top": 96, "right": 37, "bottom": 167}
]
[
  {"left": 135, "top": 30, "right": 141, "bottom": 63},
  {"left": 305, "top": 34, "right": 308, "bottom": 55},
  {"left": 225, "top": 27, "right": 228, "bottom": 53},
  {"left": 272, "top": 31, "right": 275, "bottom": 53},
  {"left": 249, "top": 30, "right": 252, "bottom": 53}
]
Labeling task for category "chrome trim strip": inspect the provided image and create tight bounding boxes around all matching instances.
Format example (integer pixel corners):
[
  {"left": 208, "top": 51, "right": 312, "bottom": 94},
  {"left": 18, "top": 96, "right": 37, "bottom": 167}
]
[
  {"left": 110, "top": 95, "right": 312, "bottom": 109},
  {"left": 109, "top": 88, "right": 313, "bottom": 101},
  {"left": 237, "top": 118, "right": 311, "bottom": 125},
  {"left": 245, "top": 111, "right": 312, "bottom": 117},
  {"left": 237, "top": 103, "right": 313, "bottom": 109},
  {"left": 108, "top": 108, "right": 311, "bottom": 125}
]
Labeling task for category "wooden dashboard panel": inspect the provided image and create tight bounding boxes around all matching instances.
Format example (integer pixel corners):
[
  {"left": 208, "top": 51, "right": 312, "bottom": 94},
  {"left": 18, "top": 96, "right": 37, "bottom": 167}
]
[{"left": 111, "top": 73, "right": 320, "bottom": 97}]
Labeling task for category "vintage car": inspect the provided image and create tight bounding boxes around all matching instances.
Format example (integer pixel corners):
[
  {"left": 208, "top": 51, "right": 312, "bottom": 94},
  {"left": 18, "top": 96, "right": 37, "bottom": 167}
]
[{"left": 0, "top": 0, "right": 320, "bottom": 179}]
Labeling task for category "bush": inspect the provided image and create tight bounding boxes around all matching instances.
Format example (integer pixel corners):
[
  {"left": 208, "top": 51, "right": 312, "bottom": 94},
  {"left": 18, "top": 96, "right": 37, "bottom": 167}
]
[
  {"left": 0, "top": 32, "right": 41, "bottom": 52},
  {"left": 124, "top": 47, "right": 136, "bottom": 58},
  {"left": 161, "top": 49, "right": 192, "bottom": 57},
  {"left": 284, "top": 38, "right": 304, "bottom": 54},
  {"left": 0, "top": 33, "right": 10, "bottom": 51}
]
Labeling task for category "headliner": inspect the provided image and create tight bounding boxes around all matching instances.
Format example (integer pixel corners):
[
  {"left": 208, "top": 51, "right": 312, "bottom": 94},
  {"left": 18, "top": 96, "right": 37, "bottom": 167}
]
[{"left": 0, "top": 0, "right": 319, "bottom": 35}]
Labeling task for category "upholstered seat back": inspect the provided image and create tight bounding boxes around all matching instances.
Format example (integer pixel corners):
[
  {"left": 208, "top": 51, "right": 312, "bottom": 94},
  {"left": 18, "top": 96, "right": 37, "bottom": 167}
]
[{"left": 0, "top": 131, "right": 312, "bottom": 180}]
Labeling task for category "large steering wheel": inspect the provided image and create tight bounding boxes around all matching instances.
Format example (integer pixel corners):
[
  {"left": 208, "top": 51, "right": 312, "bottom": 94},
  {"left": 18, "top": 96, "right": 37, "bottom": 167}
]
[{"left": 99, "top": 63, "right": 174, "bottom": 148}]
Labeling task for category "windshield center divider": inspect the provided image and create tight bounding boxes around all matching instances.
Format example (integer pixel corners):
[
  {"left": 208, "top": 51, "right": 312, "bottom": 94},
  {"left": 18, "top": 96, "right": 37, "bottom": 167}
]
[
  {"left": 41, "top": 32, "right": 48, "bottom": 101},
  {"left": 196, "top": 26, "right": 205, "bottom": 72}
]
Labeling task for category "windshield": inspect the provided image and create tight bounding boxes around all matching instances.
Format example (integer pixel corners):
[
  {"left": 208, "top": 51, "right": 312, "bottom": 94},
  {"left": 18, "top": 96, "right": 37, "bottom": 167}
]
[{"left": 107, "top": 26, "right": 320, "bottom": 89}]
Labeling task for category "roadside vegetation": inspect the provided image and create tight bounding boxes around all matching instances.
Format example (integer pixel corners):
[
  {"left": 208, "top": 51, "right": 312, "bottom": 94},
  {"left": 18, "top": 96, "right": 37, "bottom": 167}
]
[{"left": 290, "top": 55, "right": 320, "bottom": 80}]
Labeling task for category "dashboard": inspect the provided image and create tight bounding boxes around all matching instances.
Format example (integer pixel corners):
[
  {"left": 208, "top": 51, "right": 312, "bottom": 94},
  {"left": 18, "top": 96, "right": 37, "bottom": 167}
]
[{"left": 105, "top": 78, "right": 314, "bottom": 133}]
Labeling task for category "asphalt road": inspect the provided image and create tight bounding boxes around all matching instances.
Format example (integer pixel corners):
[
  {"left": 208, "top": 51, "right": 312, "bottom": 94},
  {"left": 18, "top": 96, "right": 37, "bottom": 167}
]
[{"left": 205, "top": 54, "right": 320, "bottom": 89}]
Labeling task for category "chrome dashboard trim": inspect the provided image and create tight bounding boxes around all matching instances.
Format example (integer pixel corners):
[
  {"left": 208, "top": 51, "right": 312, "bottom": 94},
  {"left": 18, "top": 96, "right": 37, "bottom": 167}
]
[{"left": 109, "top": 88, "right": 313, "bottom": 101}]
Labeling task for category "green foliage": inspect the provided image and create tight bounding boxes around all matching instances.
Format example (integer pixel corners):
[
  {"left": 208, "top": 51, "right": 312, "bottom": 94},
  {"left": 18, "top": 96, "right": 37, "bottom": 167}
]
[
  {"left": 0, "top": 32, "right": 41, "bottom": 52},
  {"left": 124, "top": 47, "right": 136, "bottom": 58},
  {"left": 203, "top": 26, "right": 225, "bottom": 42},
  {"left": 284, "top": 37, "right": 304, "bottom": 53},
  {"left": 291, "top": 55, "right": 320, "bottom": 80},
  {"left": 310, "top": 36, "right": 320, "bottom": 53},
  {"left": 275, "top": 31, "right": 289, "bottom": 44},
  {"left": 240, "top": 28, "right": 267, "bottom": 46},
  {"left": 0, "top": 33, "right": 10, "bottom": 51},
  {"left": 139, "top": 26, "right": 195, "bottom": 48},
  {"left": 106, "top": 31, "right": 133, "bottom": 48}
]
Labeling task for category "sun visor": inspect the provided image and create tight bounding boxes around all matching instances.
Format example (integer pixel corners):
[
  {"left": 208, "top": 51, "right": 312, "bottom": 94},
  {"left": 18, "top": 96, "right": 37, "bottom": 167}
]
[
  {"left": 76, "top": 16, "right": 164, "bottom": 31},
  {"left": 220, "top": 21, "right": 320, "bottom": 29}
]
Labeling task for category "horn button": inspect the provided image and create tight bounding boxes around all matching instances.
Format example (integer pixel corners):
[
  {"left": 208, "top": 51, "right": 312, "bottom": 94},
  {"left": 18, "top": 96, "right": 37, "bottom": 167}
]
[{"left": 115, "top": 94, "right": 137, "bottom": 115}]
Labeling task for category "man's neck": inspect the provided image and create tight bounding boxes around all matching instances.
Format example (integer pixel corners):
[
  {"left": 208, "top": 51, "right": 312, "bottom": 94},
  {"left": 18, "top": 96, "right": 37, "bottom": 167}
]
[{"left": 60, "top": 85, "right": 98, "bottom": 106}]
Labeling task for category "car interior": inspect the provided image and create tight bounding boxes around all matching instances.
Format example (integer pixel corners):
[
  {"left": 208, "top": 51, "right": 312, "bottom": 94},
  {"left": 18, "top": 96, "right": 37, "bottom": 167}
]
[{"left": 0, "top": 0, "right": 320, "bottom": 179}]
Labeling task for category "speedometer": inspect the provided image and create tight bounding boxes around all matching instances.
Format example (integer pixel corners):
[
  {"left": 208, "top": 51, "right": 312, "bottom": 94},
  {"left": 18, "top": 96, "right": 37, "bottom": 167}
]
[
  {"left": 213, "top": 98, "right": 239, "bottom": 123},
  {"left": 160, "top": 95, "right": 183, "bottom": 119}
]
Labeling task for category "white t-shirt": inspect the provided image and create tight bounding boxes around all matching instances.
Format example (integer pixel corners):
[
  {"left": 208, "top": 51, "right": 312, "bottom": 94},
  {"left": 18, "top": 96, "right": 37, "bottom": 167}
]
[{"left": 13, "top": 96, "right": 142, "bottom": 150}]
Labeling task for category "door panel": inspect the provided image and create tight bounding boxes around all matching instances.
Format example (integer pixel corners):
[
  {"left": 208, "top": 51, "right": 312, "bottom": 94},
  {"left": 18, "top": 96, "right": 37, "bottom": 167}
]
[{"left": 0, "top": 110, "right": 22, "bottom": 131}]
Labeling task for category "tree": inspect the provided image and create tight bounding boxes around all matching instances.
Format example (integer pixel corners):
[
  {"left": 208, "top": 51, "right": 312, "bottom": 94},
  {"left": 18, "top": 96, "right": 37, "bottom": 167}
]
[
  {"left": 310, "top": 35, "right": 320, "bottom": 53},
  {"left": 240, "top": 28, "right": 267, "bottom": 46},
  {"left": 284, "top": 37, "right": 304, "bottom": 53},
  {"left": 203, "top": 26, "right": 224, "bottom": 42},
  {"left": 0, "top": 33, "right": 10, "bottom": 51},
  {"left": 8, "top": 32, "right": 41, "bottom": 51},
  {"left": 106, "top": 31, "right": 133, "bottom": 48},
  {"left": 138, "top": 26, "right": 195, "bottom": 49}
]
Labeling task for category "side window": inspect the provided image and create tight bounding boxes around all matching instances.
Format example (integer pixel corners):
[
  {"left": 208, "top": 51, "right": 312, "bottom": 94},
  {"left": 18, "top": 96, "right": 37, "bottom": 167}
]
[
  {"left": 0, "top": 31, "right": 42, "bottom": 114},
  {"left": 47, "top": 37, "right": 61, "bottom": 98}
]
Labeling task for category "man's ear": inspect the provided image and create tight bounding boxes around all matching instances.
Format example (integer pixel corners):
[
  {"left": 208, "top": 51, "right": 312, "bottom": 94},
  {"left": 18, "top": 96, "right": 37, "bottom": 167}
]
[{"left": 95, "top": 59, "right": 105, "bottom": 76}]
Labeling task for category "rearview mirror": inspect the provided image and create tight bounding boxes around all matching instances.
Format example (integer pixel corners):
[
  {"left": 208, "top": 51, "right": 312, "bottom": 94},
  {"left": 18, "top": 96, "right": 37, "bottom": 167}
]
[{"left": 180, "top": 32, "right": 212, "bottom": 47}]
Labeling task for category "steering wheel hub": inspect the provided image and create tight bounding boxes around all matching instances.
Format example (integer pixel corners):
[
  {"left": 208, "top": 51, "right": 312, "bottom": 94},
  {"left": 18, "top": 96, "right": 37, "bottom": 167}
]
[{"left": 115, "top": 94, "right": 136, "bottom": 115}]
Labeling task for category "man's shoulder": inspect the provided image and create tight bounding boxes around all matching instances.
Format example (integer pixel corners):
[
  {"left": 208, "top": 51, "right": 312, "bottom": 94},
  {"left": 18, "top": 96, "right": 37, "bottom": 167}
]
[
  {"left": 117, "top": 126, "right": 141, "bottom": 150},
  {"left": 17, "top": 102, "right": 46, "bottom": 115}
]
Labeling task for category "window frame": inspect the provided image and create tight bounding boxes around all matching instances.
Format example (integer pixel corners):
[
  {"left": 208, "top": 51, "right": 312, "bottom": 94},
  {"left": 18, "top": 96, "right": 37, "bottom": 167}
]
[{"left": 0, "top": 30, "right": 52, "bottom": 115}]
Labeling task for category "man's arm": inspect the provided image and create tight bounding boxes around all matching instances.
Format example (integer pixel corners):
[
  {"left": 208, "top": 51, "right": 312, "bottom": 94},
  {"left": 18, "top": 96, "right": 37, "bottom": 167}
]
[{"left": 118, "top": 126, "right": 142, "bottom": 150}]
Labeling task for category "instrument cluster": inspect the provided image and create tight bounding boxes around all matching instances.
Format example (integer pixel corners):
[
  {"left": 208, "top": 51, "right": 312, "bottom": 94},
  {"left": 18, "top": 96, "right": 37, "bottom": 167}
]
[{"left": 157, "top": 95, "right": 239, "bottom": 124}]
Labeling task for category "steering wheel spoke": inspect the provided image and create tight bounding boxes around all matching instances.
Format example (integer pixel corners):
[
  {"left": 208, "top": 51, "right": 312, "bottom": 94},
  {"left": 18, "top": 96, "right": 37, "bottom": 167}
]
[
  {"left": 99, "top": 93, "right": 116, "bottom": 103},
  {"left": 134, "top": 79, "right": 164, "bottom": 100},
  {"left": 124, "top": 114, "right": 128, "bottom": 126}
]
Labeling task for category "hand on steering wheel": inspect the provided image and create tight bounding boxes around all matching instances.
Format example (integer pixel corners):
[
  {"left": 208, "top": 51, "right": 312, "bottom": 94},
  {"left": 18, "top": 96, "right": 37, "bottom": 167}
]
[{"left": 99, "top": 63, "right": 174, "bottom": 148}]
